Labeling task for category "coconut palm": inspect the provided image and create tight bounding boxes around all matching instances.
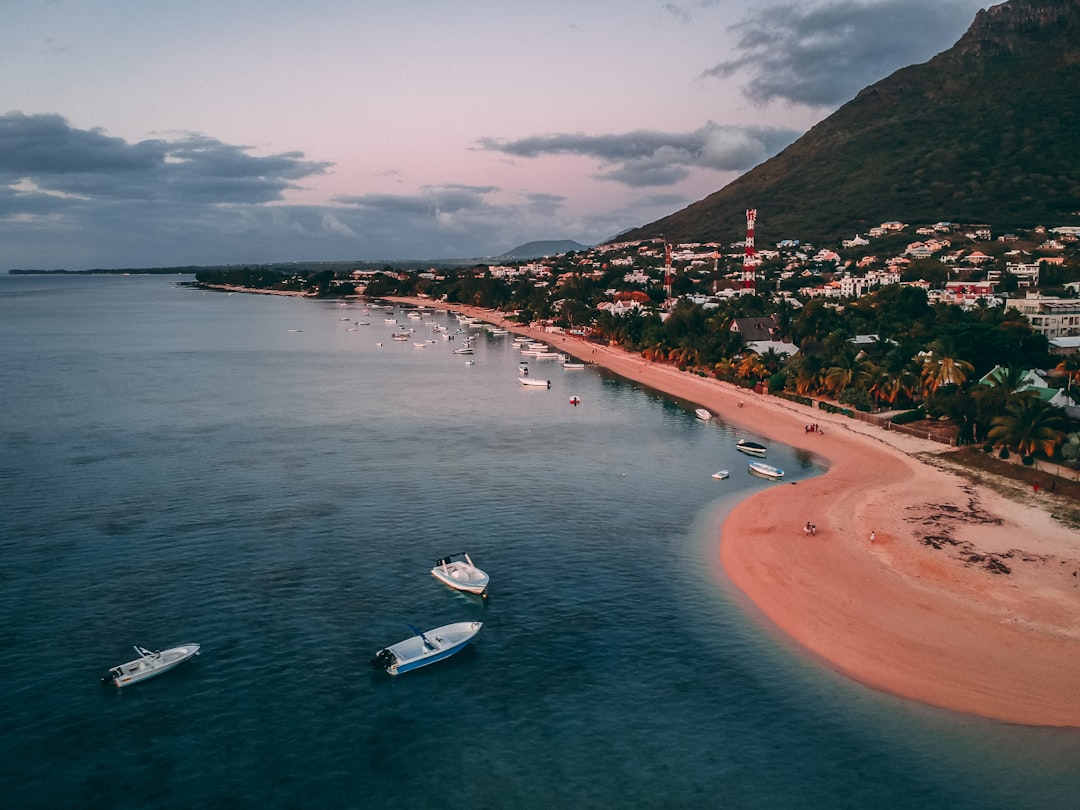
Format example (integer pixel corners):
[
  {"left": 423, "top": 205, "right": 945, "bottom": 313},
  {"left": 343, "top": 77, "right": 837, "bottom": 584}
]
[
  {"left": 972, "top": 365, "right": 1035, "bottom": 438},
  {"left": 787, "top": 352, "right": 827, "bottom": 396},
  {"left": 920, "top": 338, "right": 974, "bottom": 396},
  {"left": 737, "top": 352, "right": 766, "bottom": 381},
  {"left": 987, "top": 397, "right": 1069, "bottom": 459},
  {"left": 823, "top": 346, "right": 873, "bottom": 398}
]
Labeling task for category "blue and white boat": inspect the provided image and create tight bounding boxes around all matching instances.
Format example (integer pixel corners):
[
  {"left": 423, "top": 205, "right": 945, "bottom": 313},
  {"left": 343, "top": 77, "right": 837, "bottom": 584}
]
[{"left": 371, "top": 621, "right": 482, "bottom": 676}]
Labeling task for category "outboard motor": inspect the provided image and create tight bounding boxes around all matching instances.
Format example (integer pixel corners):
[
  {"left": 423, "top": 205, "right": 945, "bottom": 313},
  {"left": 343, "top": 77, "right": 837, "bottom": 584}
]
[{"left": 371, "top": 649, "right": 397, "bottom": 670}]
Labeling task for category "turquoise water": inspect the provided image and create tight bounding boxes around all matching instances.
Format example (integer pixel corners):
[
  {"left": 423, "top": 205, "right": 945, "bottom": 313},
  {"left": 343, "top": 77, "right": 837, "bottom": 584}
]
[{"left": 1, "top": 274, "right": 1078, "bottom": 808}]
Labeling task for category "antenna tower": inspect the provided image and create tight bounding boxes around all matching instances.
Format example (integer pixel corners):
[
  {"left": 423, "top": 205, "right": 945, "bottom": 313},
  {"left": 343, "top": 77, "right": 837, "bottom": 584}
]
[
  {"left": 741, "top": 209, "right": 758, "bottom": 290},
  {"left": 663, "top": 240, "right": 673, "bottom": 301}
]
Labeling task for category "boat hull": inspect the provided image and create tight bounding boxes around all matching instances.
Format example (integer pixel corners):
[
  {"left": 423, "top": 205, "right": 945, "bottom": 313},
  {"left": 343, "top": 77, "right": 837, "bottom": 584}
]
[
  {"left": 748, "top": 461, "right": 784, "bottom": 480},
  {"left": 735, "top": 441, "right": 767, "bottom": 457},
  {"left": 519, "top": 377, "right": 550, "bottom": 388},
  {"left": 103, "top": 643, "right": 200, "bottom": 687},
  {"left": 374, "top": 621, "right": 482, "bottom": 676},
  {"left": 431, "top": 556, "right": 489, "bottom": 594}
]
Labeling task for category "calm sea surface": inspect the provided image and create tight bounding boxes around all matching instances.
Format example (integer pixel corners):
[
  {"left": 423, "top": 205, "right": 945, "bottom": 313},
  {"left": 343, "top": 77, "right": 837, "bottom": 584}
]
[{"left": 1, "top": 274, "right": 1078, "bottom": 808}]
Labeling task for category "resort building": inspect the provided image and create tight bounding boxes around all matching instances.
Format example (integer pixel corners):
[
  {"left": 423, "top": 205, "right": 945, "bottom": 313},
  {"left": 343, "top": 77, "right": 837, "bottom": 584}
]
[{"left": 1012, "top": 293, "right": 1080, "bottom": 338}]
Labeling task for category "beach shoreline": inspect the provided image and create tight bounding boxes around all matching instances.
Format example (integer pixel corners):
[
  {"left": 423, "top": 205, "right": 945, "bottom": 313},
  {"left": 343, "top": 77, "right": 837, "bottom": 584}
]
[{"left": 385, "top": 295, "right": 1080, "bottom": 727}]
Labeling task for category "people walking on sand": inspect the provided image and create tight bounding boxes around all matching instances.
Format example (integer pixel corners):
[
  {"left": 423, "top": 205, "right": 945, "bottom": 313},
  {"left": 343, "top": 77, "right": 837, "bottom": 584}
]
[
  {"left": 870, "top": 530, "right": 876, "bottom": 543},
  {"left": 804, "top": 521, "right": 812, "bottom": 535}
]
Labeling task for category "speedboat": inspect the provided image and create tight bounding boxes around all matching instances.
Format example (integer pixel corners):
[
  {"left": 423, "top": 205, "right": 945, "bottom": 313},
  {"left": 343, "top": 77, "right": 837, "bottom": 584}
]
[
  {"left": 431, "top": 552, "right": 489, "bottom": 595},
  {"left": 735, "top": 439, "right": 768, "bottom": 457},
  {"left": 519, "top": 376, "right": 551, "bottom": 388},
  {"left": 748, "top": 461, "right": 784, "bottom": 480},
  {"left": 101, "top": 643, "right": 200, "bottom": 688},
  {"left": 562, "top": 362, "right": 586, "bottom": 370},
  {"left": 711, "top": 470, "right": 730, "bottom": 480},
  {"left": 371, "top": 621, "right": 482, "bottom": 676},
  {"left": 695, "top": 408, "right": 712, "bottom": 421}
]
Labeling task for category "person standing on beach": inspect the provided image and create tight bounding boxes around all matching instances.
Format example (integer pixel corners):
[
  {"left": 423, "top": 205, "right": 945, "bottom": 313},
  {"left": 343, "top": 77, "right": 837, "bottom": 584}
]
[{"left": 870, "top": 530, "right": 876, "bottom": 543}]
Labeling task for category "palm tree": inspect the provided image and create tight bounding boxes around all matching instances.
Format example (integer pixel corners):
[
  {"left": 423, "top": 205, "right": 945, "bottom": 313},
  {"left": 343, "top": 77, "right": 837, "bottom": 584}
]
[
  {"left": 988, "top": 397, "right": 1069, "bottom": 460},
  {"left": 920, "top": 338, "right": 974, "bottom": 397},
  {"left": 737, "top": 352, "right": 766, "bottom": 382},
  {"left": 641, "top": 341, "right": 669, "bottom": 363},
  {"left": 787, "top": 352, "right": 826, "bottom": 396},
  {"left": 1054, "top": 354, "right": 1080, "bottom": 391},
  {"left": 972, "top": 365, "right": 1035, "bottom": 440},
  {"left": 823, "top": 346, "right": 873, "bottom": 398}
]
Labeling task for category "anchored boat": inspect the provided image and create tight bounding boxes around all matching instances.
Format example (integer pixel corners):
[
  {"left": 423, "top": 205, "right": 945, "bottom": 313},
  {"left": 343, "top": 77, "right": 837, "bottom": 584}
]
[
  {"left": 431, "top": 552, "right": 489, "bottom": 596},
  {"left": 735, "top": 439, "right": 768, "bottom": 457},
  {"left": 101, "top": 644, "right": 200, "bottom": 688},
  {"left": 371, "top": 622, "right": 482, "bottom": 676}
]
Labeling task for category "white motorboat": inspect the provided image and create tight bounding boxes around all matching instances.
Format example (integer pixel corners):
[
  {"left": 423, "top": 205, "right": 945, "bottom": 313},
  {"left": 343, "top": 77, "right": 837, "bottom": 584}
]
[
  {"left": 735, "top": 439, "right": 768, "bottom": 457},
  {"left": 711, "top": 470, "right": 730, "bottom": 480},
  {"left": 519, "top": 376, "right": 551, "bottom": 388},
  {"left": 695, "top": 408, "right": 712, "bottom": 421},
  {"left": 431, "top": 552, "right": 489, "bottom": 595},
  {"left": 562, "top": 362, "right": 586, "bottom": 370},
  {"left": 101, "top": 643, "right": 200, "bottom": 688},
  {"left": 748, "top": 461, "right": 785, "bottom": 480},
  {"left": 371, "top": 621, "right": 482, "bottom": 676}
]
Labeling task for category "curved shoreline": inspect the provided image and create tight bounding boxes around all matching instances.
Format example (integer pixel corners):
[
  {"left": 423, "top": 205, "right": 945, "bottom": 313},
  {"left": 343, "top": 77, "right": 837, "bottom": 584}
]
[{"left": 389, "top": 297, "right": 1080, "bottom": 725}]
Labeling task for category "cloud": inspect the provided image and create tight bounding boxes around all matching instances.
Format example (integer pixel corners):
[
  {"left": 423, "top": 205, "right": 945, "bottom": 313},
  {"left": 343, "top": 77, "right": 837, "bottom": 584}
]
[
  {"left": 0, "top": 114, "right": 715, "bottom": 267},
  {"left": 0, "top": 112, "right": 331, "bottom": 204},
  {"left": 477, "top": 122, "right": 799, "bottom": 188},
  {"left": 703, "top": 0, "right": 985, "bottom": 107}
]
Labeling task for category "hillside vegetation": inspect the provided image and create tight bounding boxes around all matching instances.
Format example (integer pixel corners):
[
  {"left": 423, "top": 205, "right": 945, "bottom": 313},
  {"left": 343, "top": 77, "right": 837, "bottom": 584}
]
[{"left": 618, "top": 0, "right": 1080, "bottom": 248}]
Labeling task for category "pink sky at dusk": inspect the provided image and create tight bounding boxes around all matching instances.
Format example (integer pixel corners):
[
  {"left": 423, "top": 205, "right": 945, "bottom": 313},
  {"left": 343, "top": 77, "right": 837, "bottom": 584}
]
[{"left": 1, "top": 0, "right": 986, "bottom": 269}]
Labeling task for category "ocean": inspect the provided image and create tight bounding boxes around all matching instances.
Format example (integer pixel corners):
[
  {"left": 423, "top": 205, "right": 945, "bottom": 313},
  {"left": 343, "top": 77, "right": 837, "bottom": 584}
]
[{"left": 1, "top": 274, "right": 1078, "bottom": 809}]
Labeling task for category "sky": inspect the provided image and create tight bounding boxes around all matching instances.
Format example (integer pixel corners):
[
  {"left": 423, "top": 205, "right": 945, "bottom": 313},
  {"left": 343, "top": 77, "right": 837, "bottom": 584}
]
[{"left": 1, "top": 0, "right": 988, "bottom": 270}]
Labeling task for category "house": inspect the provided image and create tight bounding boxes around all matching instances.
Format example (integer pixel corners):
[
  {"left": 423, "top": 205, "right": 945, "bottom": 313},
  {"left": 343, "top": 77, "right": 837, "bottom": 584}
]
[
  {"left": 1005, "top": 262, "right": 1040, "bottom": 287},
  {"left": 842, "top": 235, "right": 870, "bottom": 248},
  {"left": 978, "top": 366, "right": 1074, "bottom": 409},
  {"left": 943, "top": 281, "right": 997, "bottom": 307},
  {"left": 730, "top": 316, "right": 781, "bottom": 343}
]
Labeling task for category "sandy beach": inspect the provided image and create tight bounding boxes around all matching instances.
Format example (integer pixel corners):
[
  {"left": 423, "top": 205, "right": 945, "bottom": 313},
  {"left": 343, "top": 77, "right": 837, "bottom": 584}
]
[{"left": 389, "top": 296, "right": 1080, "bottom": 726}]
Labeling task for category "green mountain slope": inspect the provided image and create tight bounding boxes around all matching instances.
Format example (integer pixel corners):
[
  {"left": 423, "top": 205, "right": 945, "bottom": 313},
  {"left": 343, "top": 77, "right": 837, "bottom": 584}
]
[{"left": 618, "top": 0, "right": 1080, "bottom": 247}]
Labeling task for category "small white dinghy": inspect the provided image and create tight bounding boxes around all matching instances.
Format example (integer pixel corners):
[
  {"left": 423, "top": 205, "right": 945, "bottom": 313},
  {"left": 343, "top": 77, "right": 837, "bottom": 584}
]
[
  {"left": 431, "top": 552, "right": 489, "bottom": 596},
  {"left": 371, "top": 621, "right": 482, "bottom": 676},
  {"left": 101, "top": 643, "right": 200, "bottom": 688},
  {"left": 711, "top": 470, "right": 730, "bottom": 480},
  {"left": 695, "top": 408, "right": 712, "bottom": 421}
]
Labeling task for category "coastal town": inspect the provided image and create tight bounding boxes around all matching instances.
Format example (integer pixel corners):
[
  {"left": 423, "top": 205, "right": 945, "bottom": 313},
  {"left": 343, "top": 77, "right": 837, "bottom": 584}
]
[
  {"left": 200, "top": 214, "right": 1080, "bottom": 474},
  {"left": 190, "top": 214, "right": 1080, "bottom": 726}
]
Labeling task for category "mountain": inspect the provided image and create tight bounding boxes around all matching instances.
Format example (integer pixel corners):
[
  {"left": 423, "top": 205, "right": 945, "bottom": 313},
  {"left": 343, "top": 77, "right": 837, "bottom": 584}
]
[
  {"left": 496, "top": 240, "right": 592, "bottom": 260},
  {"left": 618, "top": 0, "right": 1080, "bottom": 248}
]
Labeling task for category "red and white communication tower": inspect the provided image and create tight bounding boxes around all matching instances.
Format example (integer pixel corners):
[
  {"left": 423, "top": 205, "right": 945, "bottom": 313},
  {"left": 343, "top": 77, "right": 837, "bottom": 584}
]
[
  {"left": 741, "top": 208, "right": 758, "bottom": 290},
  {"left": 663, "top": 241, "right": 673, "bottom": 300}
]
